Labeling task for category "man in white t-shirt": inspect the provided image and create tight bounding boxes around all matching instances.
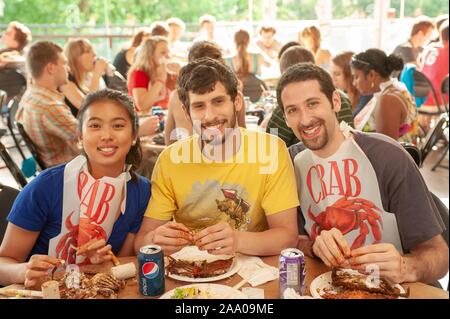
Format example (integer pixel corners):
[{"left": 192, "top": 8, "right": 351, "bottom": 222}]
[{"left": 277, "top": 63, "right": 448, "bottom": 285}]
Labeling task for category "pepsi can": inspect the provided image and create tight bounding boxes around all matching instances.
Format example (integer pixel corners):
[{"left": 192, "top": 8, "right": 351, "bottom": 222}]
[
  {"left": 138, "top": 245, "right": 165, "bottom": 296},
  {"left": 151, "top": 106, "right": 165, "bottom": 132},
  {"left": 279, "top": 248, "right": 306, "bottom": 298}
]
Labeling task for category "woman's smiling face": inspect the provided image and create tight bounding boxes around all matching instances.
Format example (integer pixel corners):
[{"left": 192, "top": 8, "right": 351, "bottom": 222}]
[{"left": 79, "top": 100, "right": 136, "bottom": 178}]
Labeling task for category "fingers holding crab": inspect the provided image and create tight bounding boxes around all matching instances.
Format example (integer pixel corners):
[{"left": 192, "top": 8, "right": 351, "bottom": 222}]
[{"left": 24, "top": 255, "right": 62, "bottom": 288}]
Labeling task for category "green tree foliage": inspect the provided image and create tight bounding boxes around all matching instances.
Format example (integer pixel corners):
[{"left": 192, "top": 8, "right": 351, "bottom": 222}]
[{"left": 2, "top": 0, "right": 449, "bottom": 25}]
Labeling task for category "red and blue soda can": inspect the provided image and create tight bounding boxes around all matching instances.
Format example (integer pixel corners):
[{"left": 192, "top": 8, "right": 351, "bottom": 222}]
[
  {"left": 151, "top": 106, "right": 165, "bottom": 132},
  {"left": 138, "top": 245, "right": 165, "bottom": 296},
  {"left": 279, "top": 248, "right": 306, "bottom": 298}
]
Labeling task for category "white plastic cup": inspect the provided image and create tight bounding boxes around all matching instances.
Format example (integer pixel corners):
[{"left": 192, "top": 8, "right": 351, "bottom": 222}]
[{"left": 245, "top": 115, "right": 259, "bottom": 131}]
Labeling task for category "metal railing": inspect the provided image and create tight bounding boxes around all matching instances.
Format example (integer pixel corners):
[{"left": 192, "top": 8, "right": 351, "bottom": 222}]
[{"left": 2, "top": 18, "right": 417, "bottom": 59}]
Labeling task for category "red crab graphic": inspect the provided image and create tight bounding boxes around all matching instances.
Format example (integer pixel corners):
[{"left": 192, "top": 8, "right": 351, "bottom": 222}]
[
  {"left": 308, "top": 196, "right": 383, "bottom": 249},
  {"left": 55, "top": 211, "right": 107, "bottom": 263}
]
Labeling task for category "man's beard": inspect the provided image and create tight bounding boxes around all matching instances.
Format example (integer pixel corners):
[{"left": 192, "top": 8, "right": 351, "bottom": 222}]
[
  {"left": 196, "top": 108, "right": 238, "bottom": 146},
  {"left": 298, "top": 120, "right": 329, "bottom": 151}
]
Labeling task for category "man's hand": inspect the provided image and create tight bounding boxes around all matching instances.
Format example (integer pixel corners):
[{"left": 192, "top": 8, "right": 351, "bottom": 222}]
[
  {"left": 152, "top": 222, "right": 193, "bottom": 255},
  {"left": 349, "top": 243, "right": 405, "bottom": 284},
  {"left": 312, "top": 228, "right": 351, "bottom": 267},
  {"left": 194, "top": 222, "right": 238, "bottom": 255}
]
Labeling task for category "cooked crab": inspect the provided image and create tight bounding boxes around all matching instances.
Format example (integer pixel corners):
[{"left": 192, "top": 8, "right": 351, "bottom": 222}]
[
  {"left": 58, "top": 270, "right": 125, "bottom": 299},
  {"left": 329, "top": 268, "right": 409, "bottom": 298},
  {"left": 166, "top": 256, "right": 234, "bottom": 278}
]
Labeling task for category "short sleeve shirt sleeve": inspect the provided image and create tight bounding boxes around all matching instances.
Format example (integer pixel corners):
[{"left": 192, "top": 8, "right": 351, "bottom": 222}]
[
  {"left": 7, "top": 176, "right": 53, "bottom": 232},
  {"left": 129, "top": 177, "right": 151, "bottom": 233},
  {"left": 144, "top": 151, "right": 178, "bottom": 221},
  {"left": 128, "top": 70, "right": 150, "bottom": 90},
  {"left": 356, "top": 133, "right": 445, "bottom": 251},
  {"left": 261, "top": 138, "right": 300, "bottom": 216}
]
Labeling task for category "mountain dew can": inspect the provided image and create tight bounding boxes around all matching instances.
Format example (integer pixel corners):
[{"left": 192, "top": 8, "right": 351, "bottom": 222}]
[{"left": 138, "top": 245, "right": 165, "bottom": 297}]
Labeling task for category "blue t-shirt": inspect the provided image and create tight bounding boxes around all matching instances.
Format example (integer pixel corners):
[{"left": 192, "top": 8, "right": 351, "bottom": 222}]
[{"left": 7, "top": 164, "right": 151, "bottom": 258}]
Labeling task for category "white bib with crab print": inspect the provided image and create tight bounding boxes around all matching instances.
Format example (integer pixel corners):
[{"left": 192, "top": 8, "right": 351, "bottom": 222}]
[
  {"left": 293, "top": 122, "right": 403, "bottom": 253},
  {"left": 48, "top": 155, "right": 130, "bottom": 264}
]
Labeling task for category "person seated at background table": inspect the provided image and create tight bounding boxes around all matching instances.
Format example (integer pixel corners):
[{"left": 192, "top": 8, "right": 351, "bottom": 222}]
[
  {"left": 128, "top": 36, "right": 177, "bottom": 112},
  {"left": 254, "top": 23, "right": 283, "bottom": 60},
  {"left": 266, "top": 46, "right": 354, "bottom": 147},
  {"left": 59, "top": 38, "right": 111, "bottom": 117},
  {"left": 351, "top": 49, "right": 418, "bottom": 143},
  {"left": 331, "top": 51, "right": 372, "bottom": 116},
  {"left": 16, "top": 41, "right": 79, "bottom": 168},
  {"left": 135, "top": 58, "right": 299, "bottom": 256},
  {"left": 277, "top": 41, "right": 301, "bottom": 60},
  {"left": 226, "top": 29, "right": 270, "bottom": 79},
  {"left": 0, "top": 21, "right": 31, "bottom": 69},
  {"left": 113, "top": 29, "right": 151, "bottom": 79},
  {"left": 164, "top": 41, "right": 246, "bottom": 145},
  {"left": 420, "top": 19, "right": 449, "bottom": 107},
  {"left": 298, "top": 26, "right": 331, "bottom": 70},
  {"left": 150, "top": 21, "right": 170, "bottom": 37},
  {"left": 166, "top": 17, "right": 188, "bottom": 61},
  {"left": 278, "top": 63, "right": 448, "bottom": 285},
  {"left": 429, "top": 14, "right": 449, "bottom": 44},
  {"left": 193, "top": 14, "right": 217, "bottom": 43},
  {"left": 392, "top": 16, "right": 435, "bottom": 66},
  {"left": 0, "top": 89, "right": 151, "bottom": 288}
]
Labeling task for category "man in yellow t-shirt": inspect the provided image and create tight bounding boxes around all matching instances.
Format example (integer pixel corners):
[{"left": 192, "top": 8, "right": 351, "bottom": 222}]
[{"left": 135, "top": 58, "right": 299, "bottom": 256}]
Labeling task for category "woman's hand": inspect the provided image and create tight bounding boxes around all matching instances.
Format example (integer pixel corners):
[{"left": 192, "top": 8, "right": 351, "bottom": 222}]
[
  {"left": 93, "top": 57, "right": 109, "bottom": 75},
  {"left": 76, "top": 238, "right": 112, "bottom": 265},
  {"left": 138, "top": 115, "right": 160, "bottom": 136},
  {"left": 23, "top": 255, "right": 60, "bottom": 288},
  {"left": 155, "top": 63, "right": 168, "bottom": 83}
]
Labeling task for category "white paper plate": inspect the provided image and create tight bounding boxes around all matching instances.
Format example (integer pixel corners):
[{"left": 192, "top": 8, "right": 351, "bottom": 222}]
[
  {"left": 310, "top": 270, "right": 407, "bottom": 299},
  {"left": 166, "top": 246, "right": 241, "bottom": 283},
  {"left": 160, "top": 283, "right": 248, "bottom": 299}
]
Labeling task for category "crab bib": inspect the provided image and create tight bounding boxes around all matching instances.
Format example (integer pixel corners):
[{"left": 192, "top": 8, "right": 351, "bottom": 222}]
[
  {"left": 294, "top": 124, "right": 403, "bottom": 253},
  {"left": 48, "top": 155, "right": 130, "bottom": 264}
]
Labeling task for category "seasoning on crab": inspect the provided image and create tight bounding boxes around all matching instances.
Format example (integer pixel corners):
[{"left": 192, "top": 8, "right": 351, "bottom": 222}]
[{"left": 166, "top": 256, "right": 234, "bottom": 278}]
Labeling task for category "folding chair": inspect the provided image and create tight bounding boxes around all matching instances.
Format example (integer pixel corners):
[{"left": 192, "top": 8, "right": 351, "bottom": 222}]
[
  {"left": 419, "top": 113, "right": 449, "bottom": 169},
  {"left": 0, "top": 89, "right": 7, "bottom": 123},
  {"left": 6, "top": 98, "right": 26, "bottom": 160},
  {"left": 0, "top": 140, "right": 28, "bottom": 189},
  {"left": 400, "top": 142, "right": 421, "bottom": 167},
  {"left": 0, "top": 68, "right": 27, "bottom": 105},
  {"left": 0, "top": 183, "right": 20, "bottom": 242},
  {"left": 16, "top": 122, "right": 47, "bottom": 171},
  {"left": 414, "top": 70, "right": 445, "bottom": 115},
  {"left": 104, "top": 72, "right": 128, "bottom": 93},
  {"left": 440, "top": 74, "right": 449, "bottom": 113}
]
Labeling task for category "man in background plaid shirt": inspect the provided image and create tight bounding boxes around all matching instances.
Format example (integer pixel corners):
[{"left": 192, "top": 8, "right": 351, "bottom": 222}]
[{"left": 16, "top": 41, "right": 79, "bottom": 168}]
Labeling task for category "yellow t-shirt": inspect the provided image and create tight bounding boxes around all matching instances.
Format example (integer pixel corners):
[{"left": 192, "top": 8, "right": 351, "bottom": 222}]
[{"left": 145, "top": 128, "right": 299, "bottom": 232}]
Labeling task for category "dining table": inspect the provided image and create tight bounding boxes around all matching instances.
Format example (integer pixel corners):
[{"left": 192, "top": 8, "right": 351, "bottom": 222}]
[{"left": 3, "top": 253, "right": 446, "bottom": 299}]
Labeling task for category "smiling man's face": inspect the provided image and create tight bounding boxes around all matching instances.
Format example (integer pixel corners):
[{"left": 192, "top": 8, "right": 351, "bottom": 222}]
[
  {"left": 281, "top": 79, "right": 341, "bottom": 154},
  {"left": 187, "top": 81, "right": 242, "bottom": 145}
]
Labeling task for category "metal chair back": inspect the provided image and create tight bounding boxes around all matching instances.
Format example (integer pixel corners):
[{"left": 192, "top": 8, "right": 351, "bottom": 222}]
[
  {"left": 0, "top": 140, "right": 28, "bottom": 189},
  {"left": 16, "top": 122, "right": 47, "bottom": 171}
]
